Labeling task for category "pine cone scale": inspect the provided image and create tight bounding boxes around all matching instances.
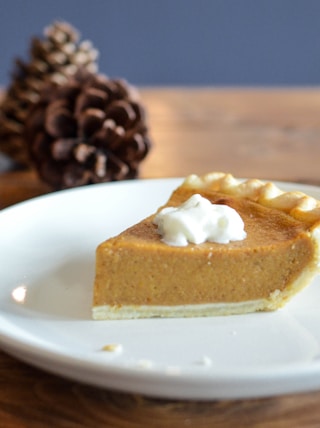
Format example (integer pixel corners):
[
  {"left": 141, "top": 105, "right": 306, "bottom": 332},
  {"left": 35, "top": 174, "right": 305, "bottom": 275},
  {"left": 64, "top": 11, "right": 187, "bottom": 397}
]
[
  {"left": 75, "top": 88, "right": 107, "bottom": 114},
  {"left": 78, "top": 108, "right": 106, "bottom": 138},
  {"left": 45, "top": 108, "right": 77, "bottom": 138},
  {"left": 51, "top": 138, "right": 77, "bottom": 160}
]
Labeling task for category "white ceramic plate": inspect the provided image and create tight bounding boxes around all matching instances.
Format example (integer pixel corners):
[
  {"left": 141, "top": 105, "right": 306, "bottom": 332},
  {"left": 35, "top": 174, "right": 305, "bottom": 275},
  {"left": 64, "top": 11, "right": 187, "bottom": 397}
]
[{"left": 1, "top": 178, "right": 320, "bottom": 400}]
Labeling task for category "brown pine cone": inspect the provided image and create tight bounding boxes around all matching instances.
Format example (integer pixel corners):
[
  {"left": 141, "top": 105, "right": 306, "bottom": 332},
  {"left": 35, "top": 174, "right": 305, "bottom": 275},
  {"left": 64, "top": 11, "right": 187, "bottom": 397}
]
[
  {"left": 0, "top": 21, "right": 98, "bottom": 166},
  {"left": 25, "top": 70, "right": 152, "bottom": 189}
]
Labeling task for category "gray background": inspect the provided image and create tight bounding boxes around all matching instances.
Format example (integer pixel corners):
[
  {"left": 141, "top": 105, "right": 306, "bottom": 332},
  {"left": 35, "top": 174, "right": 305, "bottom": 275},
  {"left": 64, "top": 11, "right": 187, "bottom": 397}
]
[{"left": 1, "top": 0, "right": 320, "bottom": 87}]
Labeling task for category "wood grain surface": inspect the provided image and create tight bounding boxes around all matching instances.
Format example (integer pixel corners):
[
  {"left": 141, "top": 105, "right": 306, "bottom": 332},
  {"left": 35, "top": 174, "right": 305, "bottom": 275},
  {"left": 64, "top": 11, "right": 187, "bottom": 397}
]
[{"left": 1, "top": 88, "right": 320, "bottom": 427}]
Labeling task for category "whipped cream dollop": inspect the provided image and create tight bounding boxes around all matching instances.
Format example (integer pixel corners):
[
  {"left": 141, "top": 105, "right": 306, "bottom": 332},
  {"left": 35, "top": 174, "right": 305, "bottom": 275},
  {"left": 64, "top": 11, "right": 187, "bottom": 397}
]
[{"left": 153, "top": 194, "right": 247, "bottom": 247}]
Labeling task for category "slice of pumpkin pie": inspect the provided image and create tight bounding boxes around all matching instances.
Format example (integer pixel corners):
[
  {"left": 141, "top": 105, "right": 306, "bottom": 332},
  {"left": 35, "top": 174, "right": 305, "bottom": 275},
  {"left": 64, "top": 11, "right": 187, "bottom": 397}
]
[{"left": 92, "top": 172, "right": 320, "bottom": 319}]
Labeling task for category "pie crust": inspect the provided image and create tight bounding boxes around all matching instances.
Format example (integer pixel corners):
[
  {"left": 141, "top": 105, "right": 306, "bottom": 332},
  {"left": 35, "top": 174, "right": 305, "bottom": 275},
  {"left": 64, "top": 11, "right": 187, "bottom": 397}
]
[{"left": 92, "top": 173, "right": 320, "bottom": 319}]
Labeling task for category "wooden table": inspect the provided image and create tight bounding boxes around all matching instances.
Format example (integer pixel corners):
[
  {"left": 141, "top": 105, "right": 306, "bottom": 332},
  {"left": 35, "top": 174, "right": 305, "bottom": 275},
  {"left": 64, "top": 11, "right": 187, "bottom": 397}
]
[{"left": 1, "top": 88, "right": 320, "bottom": 426}]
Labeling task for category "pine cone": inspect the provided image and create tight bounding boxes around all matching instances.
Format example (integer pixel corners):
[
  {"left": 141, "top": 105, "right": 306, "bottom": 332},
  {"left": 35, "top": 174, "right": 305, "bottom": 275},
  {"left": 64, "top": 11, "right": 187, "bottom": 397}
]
[
  {"left": 25, "top": 70, "right": 152, "bottom": 189},
  {"left": 0, "top": 21, "right": 98, "bottom": 166}
]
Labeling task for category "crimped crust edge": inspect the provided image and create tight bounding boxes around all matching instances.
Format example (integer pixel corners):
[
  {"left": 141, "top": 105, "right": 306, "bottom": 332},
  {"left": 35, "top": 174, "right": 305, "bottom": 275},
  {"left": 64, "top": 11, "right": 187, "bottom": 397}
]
[{"left": 183, "top": 172, "right": 320, "bottom": 226}]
